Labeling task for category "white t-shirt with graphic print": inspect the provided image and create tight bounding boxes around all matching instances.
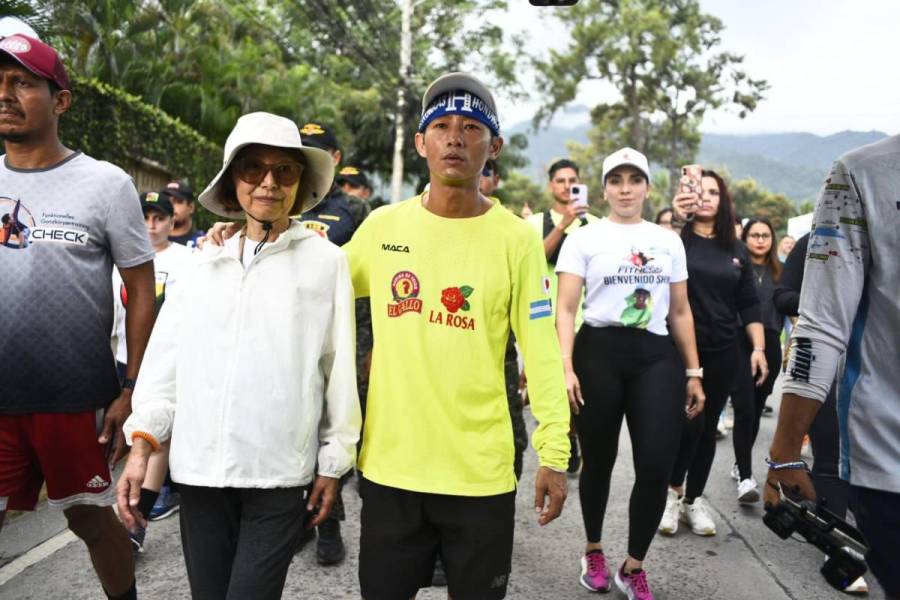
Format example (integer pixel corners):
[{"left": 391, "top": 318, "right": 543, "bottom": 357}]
[{"left": 555, "top": 218, "right": 687, "bottom": 336}]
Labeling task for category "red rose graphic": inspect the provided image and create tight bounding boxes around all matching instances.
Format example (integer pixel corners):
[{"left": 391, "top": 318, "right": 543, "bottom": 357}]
[{"left": 441, "top": 287, "right": 466, "bottom": 313}]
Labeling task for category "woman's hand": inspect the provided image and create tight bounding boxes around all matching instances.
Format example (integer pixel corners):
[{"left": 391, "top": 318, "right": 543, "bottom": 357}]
[
  {"left": 685, "top": 377, "right": 706, "bottom": 419},
  {"left": 672, "top": 191, "right": 700, "bottom": 221},
  {"left": 205, "top": 221, "right": 241, "bottom": 246},
  {"left": 116, "top": 439, "right": 153, "bottom": 531},
  {"left": 565, "top": 368, "right": 584, "bottom": 415},
  {"left": 751, "top": 350, "right": 769, "bottom": 386}
]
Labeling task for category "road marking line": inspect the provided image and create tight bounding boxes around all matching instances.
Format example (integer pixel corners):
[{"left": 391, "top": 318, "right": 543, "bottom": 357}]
[{"left": 0, "top": 529, "right": 76, "bottom": 585}]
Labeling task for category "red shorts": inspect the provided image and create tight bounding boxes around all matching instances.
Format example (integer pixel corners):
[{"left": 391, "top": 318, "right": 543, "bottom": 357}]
[{"left": 0, "top": 411, "right": 115, "bottom": 512}]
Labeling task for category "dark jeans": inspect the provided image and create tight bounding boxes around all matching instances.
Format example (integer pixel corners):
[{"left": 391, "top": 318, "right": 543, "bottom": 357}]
[
  {"left": 849, "top": 485, "right": 900, "bottom": 597},
  {"left": 178, "top": 484, "right": 308, "bottom": 600},
  {"left": 732, "top": 329, "right": 782, "bottom": 480},
  {"left": 808, "top": 385, "right": 849, "bottom": 518}
]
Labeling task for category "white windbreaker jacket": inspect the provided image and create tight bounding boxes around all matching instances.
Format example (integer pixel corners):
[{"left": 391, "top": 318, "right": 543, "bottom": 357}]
[{"left": 124, "top": 221, "right": 361, "bottom": 488}]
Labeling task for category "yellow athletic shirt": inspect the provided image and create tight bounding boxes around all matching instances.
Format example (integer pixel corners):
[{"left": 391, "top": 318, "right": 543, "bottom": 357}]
[{"left": 345, "top": 195, "right": 570, "bottom": 496}]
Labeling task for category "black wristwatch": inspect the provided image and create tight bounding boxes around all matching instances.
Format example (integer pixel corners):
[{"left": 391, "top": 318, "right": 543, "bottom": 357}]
[{"left": 121, "top": 377, "right": 137, "bottom": 391}]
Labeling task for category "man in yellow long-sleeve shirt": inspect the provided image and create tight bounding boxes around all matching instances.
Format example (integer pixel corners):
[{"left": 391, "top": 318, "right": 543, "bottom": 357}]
[{"left": 346, "top": 72, "right": 570, "bottom": 600}]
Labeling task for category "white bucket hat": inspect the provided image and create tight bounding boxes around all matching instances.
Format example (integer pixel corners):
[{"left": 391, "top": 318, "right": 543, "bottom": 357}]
[{"left": 198, "top": 112, "right": 335, "bottom": 219}]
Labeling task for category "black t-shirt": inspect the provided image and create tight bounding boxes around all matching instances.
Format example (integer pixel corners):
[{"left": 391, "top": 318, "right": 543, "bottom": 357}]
[
  {"left": 751, "top": 263, "right": 785, "bottom": 333},
  {"left": 683, "top": 232, "right": 761, "bottom": 351},
  {"left": 169, "top": 229, "right": 204, "bottom": 248},
  {"left": 299, "top": 186, "right": 358, "bottom": 247},
  {"left": 773, "top": 233, "right": 809, "bottom": 318}
]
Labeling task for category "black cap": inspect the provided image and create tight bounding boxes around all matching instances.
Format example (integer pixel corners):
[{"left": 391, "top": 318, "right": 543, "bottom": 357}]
[
  {"left": 140, "top": 191, "right": 174, "bottom": 217},
  {"left": 336, "top": 166, "right": 370, "bottom": 189},
  {"left": 299, "top": 122, "right": 340, "bottom": 152},
  {"left": 163, "top": 180, "right": 194, "bottom": 202}
]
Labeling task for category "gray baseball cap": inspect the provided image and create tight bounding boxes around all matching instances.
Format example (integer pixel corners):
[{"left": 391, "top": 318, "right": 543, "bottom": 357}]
[{"left": 420, "top": 72, "right": 498, "bottom": 120}]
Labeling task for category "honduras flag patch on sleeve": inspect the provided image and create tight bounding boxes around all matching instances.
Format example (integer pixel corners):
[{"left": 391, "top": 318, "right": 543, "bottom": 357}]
[{"left": 529, "top": 299, "right": 552, "bottom": 320}]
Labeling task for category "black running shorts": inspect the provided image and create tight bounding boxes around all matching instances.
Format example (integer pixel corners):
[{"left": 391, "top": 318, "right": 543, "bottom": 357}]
[{"left": 358, "top": 477, "right": 516, "bottom": 600}]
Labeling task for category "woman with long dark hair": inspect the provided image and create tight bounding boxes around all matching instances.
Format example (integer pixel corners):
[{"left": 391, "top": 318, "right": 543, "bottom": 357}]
[
  {"left": 657, "top": 169, "right": 767, "bottom": 537},
  {"left": 729, "top": 218, "right": 784, "bottom": 500}
]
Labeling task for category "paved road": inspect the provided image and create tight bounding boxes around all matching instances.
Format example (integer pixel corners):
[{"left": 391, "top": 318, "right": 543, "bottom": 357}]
[{"left": 0, "top": 377, "right": 887, "bottom": 599}]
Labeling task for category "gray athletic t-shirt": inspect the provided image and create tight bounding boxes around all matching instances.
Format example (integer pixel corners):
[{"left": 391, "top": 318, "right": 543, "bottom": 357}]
[{"left": 0, "top": 152, "right": 154, "bottom": 413}]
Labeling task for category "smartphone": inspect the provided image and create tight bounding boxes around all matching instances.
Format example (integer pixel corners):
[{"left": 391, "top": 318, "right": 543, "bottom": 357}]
[
  {"left": 570, "top": 184, "right": 589, "bottom": 209},
  {"left": 679, "top": 164, "right": 702, "bottom": 222}
]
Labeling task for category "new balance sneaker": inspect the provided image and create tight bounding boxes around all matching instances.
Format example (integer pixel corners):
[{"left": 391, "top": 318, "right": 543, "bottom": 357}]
[
  {"left": 579, "top": 550, "right": 611, "bottom": 592},
  {"left": 567, "top": 435, "right": 581, "bottom": 477},
  {"left": 681, "top": 497, "right": 716, "bottom": 536},
  {"left": 614, "top": 565, "right": 654, "bottom": 600},
  {"left": 737, "top": 478, "right": 760, "bottom": 504},
  {"left": 657, "top": 489, "right": 681, "bottom": 536},
  {"left": 823, "top": 556, "right": 868, "bottom": 594},
  {"left": 730, "top": 463, "right": 740, "bottom": 482},
  {"left": 316, "top": 518, "right": 345, "bottom": 566},
  {"left": 129, "top": 526, "right": 146, "bottom": 554},
  {"left": 148, "top": 485, "right": 180, "bottom": 521}
]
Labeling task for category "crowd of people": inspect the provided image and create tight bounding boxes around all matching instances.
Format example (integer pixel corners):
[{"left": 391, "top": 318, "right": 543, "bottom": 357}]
[{"left": 1, "top": 28, "right": 898, "bottom": 600}]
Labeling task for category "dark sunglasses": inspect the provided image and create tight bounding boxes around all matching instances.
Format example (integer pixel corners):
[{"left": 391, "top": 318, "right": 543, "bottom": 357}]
[{"left": 233, "top": 157, "right": 304, "bottom": 186}]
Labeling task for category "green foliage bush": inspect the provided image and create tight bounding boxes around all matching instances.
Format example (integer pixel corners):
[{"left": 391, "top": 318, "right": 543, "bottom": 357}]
[{"left": 59, "top": 76, "right": 221, "bottom": 228}]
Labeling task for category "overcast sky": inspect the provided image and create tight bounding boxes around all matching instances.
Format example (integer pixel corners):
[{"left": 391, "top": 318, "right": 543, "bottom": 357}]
[{"left": 492, "top": 0, "right": 900, "bottom": 135}]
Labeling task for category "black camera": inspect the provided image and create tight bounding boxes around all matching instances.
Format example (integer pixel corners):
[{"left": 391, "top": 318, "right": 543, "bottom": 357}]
[{"left": 764, "top": 493, "right": 869, "bottom": 591}]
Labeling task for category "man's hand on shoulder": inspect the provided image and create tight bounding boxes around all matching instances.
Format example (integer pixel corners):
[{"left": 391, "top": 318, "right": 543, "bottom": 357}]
[
  {"left": 534, "top": 466, "right": 567, "bottom": 526},
  {"left": 205, "top": 222, "right": 241, "bottom": 246}
]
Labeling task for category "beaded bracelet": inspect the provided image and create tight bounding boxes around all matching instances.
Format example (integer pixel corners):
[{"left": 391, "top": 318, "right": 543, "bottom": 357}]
[{"left": 765, "top": 457, "right": 809, "bottom": 471}]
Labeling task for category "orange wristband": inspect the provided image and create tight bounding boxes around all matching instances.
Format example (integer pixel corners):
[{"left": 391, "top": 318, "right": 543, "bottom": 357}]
[{"left": 131, "top": 431, "right": 160, "bottom": 452}]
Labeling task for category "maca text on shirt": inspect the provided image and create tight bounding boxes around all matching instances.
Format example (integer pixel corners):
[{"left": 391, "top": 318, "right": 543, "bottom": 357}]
[{"left": 428, "top": 309, "right": 476, "bottom": 330}]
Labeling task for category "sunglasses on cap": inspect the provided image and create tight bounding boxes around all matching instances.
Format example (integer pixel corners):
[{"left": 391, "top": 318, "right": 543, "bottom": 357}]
[{"left": 233, "top": 157, "right": 304, "bottom": 187}]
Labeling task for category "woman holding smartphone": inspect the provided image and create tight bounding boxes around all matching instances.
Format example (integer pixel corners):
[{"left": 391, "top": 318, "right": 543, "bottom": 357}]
[
  {"left": 556, "top": 147, "right": 704, "bottom": 598},
  {"left": 657, "top": 169, "right": 767, "bottom": 537},
  {"left": 730, "top": 218, "right": 784, "bottom": 498}
]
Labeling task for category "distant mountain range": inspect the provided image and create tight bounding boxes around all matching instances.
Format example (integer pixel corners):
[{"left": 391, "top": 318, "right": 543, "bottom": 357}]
[{"left": 509, "top": 110, "right": 888, "bottom": 206}]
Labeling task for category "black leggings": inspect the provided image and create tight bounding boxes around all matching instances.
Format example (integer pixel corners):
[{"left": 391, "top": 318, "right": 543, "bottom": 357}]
[
  {"left": 809, "top": 384, "right": 849, "bottom": 518},
  {"left": 670, "top": 342, "right": 739, "bottom": 500},
  {"left": 573, "top": 326, "right": 685, "bottom": 561},
  {"left": 732, "top": 329, "right": 781, "bottom": 480}
]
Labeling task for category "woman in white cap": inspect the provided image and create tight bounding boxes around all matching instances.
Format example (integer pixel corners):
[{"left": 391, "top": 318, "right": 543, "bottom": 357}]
[
  {"left": 556, "top": 147, "right": 704, "bottom": 599},
  {"left": 116, "top": 112, "right": 361, "bottom": 600}
]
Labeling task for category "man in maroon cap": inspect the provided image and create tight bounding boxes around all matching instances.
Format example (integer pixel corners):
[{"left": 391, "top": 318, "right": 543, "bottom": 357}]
[{"left": 0, "top": 35, "right": 156, "bottom": 600}]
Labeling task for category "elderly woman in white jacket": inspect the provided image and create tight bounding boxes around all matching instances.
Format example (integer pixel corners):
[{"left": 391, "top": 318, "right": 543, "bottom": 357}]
[{"left": 117, "top": 112, "right": 361, "bottom": 600}]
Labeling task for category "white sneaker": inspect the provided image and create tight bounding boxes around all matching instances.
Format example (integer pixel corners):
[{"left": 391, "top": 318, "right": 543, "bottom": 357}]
[
  {"left": 730, "top": 463, "right": 740, "bottom": 482},
  {"left": 737, "top": 478, "right": 760, "bottom": 504},
  {"left": 681, "top": 497, "right": 717, "bottom": 536},
  {"left": 658, "top": 489, "right": 681, "bottom": 535}
]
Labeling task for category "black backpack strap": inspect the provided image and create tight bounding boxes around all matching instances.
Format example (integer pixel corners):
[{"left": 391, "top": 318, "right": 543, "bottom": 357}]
[{"left": 543, "top": 210, "right": 565, "bottom": 265}]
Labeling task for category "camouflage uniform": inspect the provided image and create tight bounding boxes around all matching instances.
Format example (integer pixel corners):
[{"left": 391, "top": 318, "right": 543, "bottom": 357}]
[{"left": 506, "top": 332, "right": 527, "bottom": 481}]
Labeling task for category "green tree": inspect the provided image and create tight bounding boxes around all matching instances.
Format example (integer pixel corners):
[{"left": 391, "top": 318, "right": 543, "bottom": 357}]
[
  {"left": 496, "top": 171, "right": 551, "bottom": 216},
  {"left": 34, "top": 0, "right": 528, "bottom": 188},
  {"left": 533, "top": 0, "right": 767, "bottom": 194},
  {"left": 730, "top": 178, "right": 795, "bottom": 234}
]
